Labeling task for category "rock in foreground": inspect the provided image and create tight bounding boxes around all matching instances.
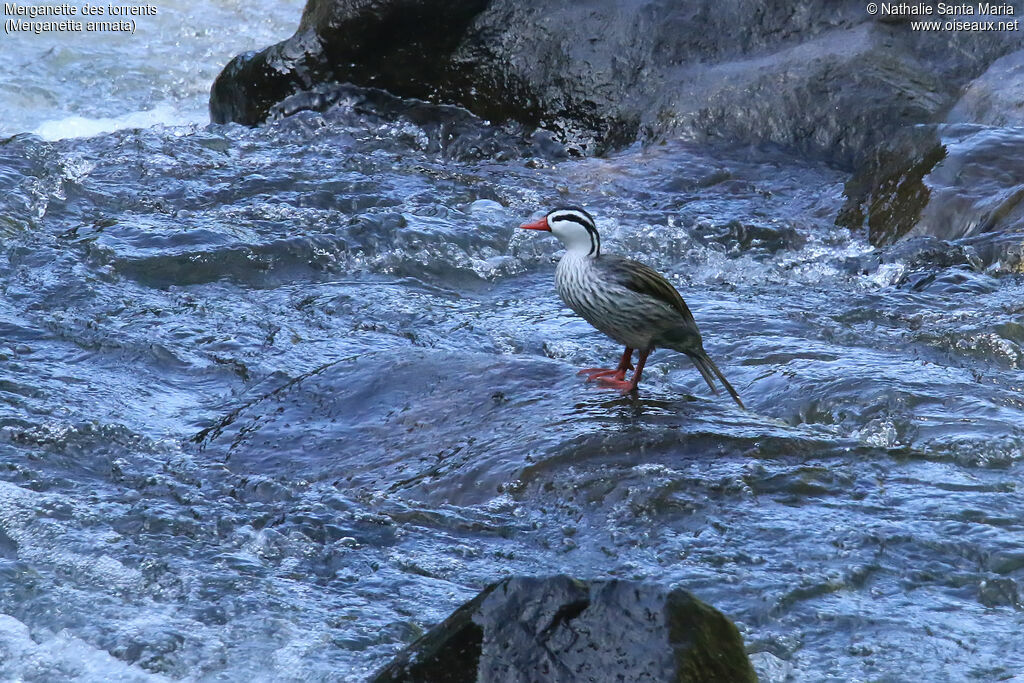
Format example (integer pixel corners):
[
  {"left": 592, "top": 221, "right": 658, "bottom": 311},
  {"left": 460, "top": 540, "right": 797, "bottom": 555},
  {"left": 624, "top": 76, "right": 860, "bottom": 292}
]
[{"left": 372, "top": 575, "right": 757, "bottom": 683}]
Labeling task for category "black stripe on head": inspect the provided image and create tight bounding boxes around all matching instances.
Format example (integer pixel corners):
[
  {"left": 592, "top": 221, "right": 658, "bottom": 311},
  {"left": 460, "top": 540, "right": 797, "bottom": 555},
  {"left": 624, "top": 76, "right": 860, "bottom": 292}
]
[{"left": 549, "top": 207, "right": 600, "bottom": 256}]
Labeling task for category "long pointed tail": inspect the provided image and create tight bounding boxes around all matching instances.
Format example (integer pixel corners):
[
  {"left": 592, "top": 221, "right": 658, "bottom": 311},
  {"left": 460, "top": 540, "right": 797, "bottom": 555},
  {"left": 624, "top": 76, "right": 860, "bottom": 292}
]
[{"left": 687, "top": 351, "right": 745, "bottom": 410}]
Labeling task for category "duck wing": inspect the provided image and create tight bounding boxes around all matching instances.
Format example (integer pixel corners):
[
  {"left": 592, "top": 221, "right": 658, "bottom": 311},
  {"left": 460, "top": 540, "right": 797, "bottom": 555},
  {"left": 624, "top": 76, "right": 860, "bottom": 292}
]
[{"left": 597, "top": 254, "right": 697, "bottom": 325}]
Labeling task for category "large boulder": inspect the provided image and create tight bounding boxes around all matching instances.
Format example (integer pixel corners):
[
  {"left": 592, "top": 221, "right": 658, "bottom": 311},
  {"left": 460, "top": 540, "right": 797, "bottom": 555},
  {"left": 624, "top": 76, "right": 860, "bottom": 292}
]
[
  {"left": 210, "top": 0, "right": 1024, "bottom": 164},
  {"left": 210, "top": 0, "right": 489, "bottom": 131},
  {"left": 372, "top": 575, "right": 757, "bottom": 683}
]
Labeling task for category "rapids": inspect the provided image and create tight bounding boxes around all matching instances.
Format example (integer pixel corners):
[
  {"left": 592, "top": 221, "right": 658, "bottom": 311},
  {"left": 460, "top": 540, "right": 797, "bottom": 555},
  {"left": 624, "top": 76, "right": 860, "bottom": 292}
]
[{"left": 1, "top": 3, "right": 1023, "bottom": 680}]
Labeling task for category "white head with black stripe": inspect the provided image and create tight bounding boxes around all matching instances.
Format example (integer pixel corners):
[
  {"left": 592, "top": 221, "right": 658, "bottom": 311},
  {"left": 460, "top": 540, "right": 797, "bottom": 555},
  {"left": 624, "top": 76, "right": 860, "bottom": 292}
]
[{"left": 520, "top": 207, "right": 600, "bottom": 257}]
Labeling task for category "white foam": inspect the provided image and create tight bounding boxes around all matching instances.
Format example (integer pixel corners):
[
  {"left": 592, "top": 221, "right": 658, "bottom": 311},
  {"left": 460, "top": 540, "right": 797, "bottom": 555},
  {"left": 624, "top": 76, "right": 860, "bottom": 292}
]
[
  {"left": 0, "top": 613, "right": 166, "bottom": 682},
  {"left": 0, "top": 480, "right": 143, "bottom": 591},
  {"left": 30, "top": 104, "right": 199, "bottom": 141}
]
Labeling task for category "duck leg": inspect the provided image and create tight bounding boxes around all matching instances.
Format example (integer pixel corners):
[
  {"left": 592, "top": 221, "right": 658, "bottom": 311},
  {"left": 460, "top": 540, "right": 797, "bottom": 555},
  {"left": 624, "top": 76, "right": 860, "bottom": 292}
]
[
  {"left": 578, "top": 347, "right": 634, "bottom": 382},
  {"left": 596, "top": 348, "right": 651, "bottom": 394}
]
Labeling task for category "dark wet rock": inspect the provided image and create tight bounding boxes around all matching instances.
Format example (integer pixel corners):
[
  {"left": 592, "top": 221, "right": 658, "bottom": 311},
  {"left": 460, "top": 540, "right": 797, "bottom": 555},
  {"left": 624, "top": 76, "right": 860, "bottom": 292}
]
[
  {"left": 693, "top": 218, "right": 806, "bottom": 257},
  {"left": 881, "top": 236, "right": 982, "bottom": 272},
  {"left": 978, "top": 577, "right": 1022, "bottom": 609},
  {"left": 267, "top": 84, "right": 567, "bottom": 162},
  {"left": 962, "top": 231, "right": 1024, "bottom": 274},
  {"left": 0, "top": 528, "right": 16, "bottom": 559},
  {"left": 836, "top": 125, "right": 946, "bottom": 246},
  {"left": 210, "top": 0, "right": 490, "bottom": 129},
  {"left": 839, "top": 124, "right": 1024, "bottom": 259},
  {"left": 372, "top": 575, "right": 757, "bottom": 683},
  {"left": 896, "top": 266, "right": 999, "bottom": 295},
  {"left": 210, "top": 0, "right": 1024, "bottom": 163}
]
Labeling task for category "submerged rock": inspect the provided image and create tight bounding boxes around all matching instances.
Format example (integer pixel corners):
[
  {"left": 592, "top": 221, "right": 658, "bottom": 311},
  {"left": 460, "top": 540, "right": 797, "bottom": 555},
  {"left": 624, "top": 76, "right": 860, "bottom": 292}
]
[
  {"left": 836, "top": 44, "right": 1024, "bottom": 253},
  {"left": 372, "top": 575, "right": 757, "bottom": 683},
  {"left": 838, "top": 124, "right": 1024, "bottom": 257},
  {"left": 210, "top": 0, "right": 1023, "bottom": 164},
  {"left": 836, "top": 125, "right": 947, "bottom": 246}
]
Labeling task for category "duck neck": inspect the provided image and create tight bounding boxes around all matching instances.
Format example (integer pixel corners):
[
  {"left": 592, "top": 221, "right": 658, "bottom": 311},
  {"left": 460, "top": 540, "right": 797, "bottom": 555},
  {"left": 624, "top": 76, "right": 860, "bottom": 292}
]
[{"left": 562, "top": 243, "right": 599, "bottom": 261}]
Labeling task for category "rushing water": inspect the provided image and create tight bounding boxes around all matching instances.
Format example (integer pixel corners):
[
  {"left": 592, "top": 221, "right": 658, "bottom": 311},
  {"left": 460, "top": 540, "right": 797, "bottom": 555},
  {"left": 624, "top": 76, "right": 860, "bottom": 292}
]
[
  {"left": 0, "top": 0, "right": 302, "bottom": 139},
  {"left": 2, "top": 5, "right": 1024, "bottom": 682}
]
